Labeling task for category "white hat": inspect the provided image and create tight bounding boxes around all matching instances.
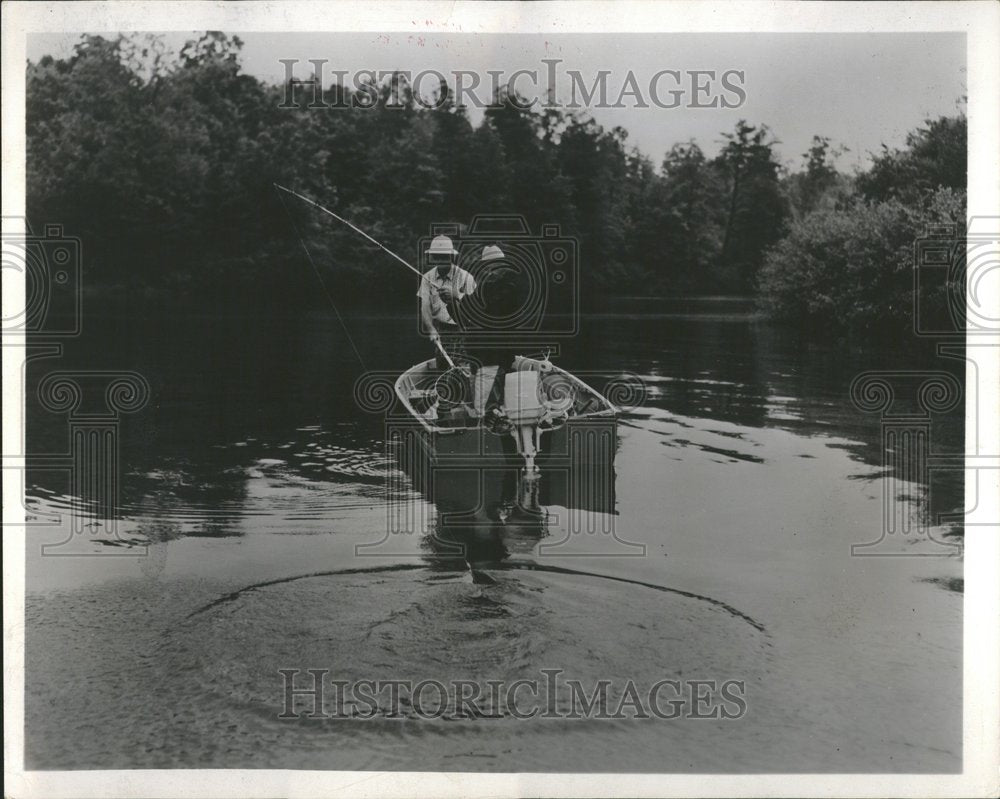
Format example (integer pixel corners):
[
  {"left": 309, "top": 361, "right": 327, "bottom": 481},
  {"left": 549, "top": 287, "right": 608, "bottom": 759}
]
[
  {"left": 481, "top": 244, "right": 505, "bottom": 261},
  {"left": 425, "top": 235, "right": 458, "bottom": 256}
]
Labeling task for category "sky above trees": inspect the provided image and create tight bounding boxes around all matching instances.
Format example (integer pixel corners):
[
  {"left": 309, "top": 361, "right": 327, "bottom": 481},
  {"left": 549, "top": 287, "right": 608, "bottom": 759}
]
[
  {"left": 28, "top": 31, "right": 965, "bottom": 172},
  {"left": 25, "top": 32, "right": 966, "bottom": 339}
]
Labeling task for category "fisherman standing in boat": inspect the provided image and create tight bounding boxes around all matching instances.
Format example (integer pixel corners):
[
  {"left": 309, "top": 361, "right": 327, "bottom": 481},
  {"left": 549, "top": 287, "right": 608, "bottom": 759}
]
[
  {"left": 470, "top": 244, "right": 524, "bottom": 427},
  {"left": 417, "top": 237, "right": 526, "bottom": 429},
  {"left": 417, "top": 234, "right": 476, "bottom": 370}
]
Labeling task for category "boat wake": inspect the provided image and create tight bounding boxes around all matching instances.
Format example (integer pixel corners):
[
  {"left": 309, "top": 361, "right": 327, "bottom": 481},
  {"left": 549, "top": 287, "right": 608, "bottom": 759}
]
[{"left": 186, "top": 561, "right": 766, "bottom": 632}]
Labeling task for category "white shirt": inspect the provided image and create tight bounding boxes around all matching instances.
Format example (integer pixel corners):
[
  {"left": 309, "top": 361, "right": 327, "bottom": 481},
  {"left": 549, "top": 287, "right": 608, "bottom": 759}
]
[{"left": 417, "top": 266, "right": 477, "bottom": 326}]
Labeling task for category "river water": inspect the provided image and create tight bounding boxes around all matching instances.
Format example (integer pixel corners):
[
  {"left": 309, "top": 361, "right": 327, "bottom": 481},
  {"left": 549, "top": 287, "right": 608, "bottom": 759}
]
[{"left": 23, "top": 306, "right": 963, "bottom": 772}]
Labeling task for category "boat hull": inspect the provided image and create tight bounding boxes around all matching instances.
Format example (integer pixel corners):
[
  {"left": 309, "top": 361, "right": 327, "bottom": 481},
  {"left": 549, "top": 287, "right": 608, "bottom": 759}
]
[
  {"left": 392, "top": 355, "right": 619, "bottom": 514},
  {"left": 419, "top": 416, "right": 615, "bottom": 464},
  {"left": 395, "top": 414, "right": 618, "bottom": 514}
]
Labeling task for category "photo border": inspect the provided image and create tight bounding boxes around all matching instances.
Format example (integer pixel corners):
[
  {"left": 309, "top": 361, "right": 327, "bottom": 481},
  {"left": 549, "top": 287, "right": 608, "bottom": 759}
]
[{"left": 3, "top": 2, "right": 998, "bottom": 797}]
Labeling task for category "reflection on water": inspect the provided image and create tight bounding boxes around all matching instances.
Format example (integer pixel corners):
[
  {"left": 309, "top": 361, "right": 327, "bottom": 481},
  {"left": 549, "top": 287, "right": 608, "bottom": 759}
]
[
  {"left": 23, "top": 310, "right": 964, "bottom": 772},
  {"left": 25, "top": 311, "right": 964, "bottom": 536},
  {"left": 403, "top": 412, "right": 618, "bottom": 573},
  {"left": 418, "top": 463, "right": 551, "bottom": 579}
]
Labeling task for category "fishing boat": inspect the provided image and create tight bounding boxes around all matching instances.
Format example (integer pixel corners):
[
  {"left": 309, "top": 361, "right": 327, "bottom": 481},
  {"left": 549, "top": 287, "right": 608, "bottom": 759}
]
[
  {"left": 394, "top": 355, "right": 618, "bottom": 475},
  {"left": 271, "top": 185, "right": 619, "bottom": 478}
]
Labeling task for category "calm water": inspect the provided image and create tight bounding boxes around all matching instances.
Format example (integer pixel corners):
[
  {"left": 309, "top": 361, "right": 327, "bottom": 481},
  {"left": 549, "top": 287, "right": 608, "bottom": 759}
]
[{"left": 24, "top": 308, "right": 963, "bottom": 771}]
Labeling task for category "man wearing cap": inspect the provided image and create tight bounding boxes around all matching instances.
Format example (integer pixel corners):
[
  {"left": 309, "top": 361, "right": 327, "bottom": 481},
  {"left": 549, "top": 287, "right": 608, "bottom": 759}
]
[{"left": 417, "top": 234, "right": 477, "bottom": 370}]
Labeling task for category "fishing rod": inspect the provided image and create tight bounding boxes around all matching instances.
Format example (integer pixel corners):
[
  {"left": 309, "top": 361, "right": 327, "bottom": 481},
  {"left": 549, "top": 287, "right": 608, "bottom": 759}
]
[{"left": 273, "top": 183, "right": 455, "bottom": 369}]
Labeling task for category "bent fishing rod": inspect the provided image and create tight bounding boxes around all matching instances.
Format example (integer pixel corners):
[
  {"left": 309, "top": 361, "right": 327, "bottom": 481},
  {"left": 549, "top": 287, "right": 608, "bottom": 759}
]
[{"left": 273, "top": 183, "right": 456, "bottom": 369}]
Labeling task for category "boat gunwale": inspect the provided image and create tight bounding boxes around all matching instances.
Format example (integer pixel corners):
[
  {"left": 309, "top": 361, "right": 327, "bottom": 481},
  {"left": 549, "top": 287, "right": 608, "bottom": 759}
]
[{"left": 393, "top": 357, "right": 618, "bottom": 435}]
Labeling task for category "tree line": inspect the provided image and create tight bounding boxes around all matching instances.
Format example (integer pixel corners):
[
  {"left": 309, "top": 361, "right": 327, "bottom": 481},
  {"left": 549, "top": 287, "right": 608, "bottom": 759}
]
[{"left": 27, "top": 33, "right": 966, "bottom": 335}]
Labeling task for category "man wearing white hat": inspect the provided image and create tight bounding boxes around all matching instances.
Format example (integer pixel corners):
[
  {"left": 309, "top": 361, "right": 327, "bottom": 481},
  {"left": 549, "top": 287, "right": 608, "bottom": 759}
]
[{"left": 417, "top": 234, "right": 477, "bottom": 369}]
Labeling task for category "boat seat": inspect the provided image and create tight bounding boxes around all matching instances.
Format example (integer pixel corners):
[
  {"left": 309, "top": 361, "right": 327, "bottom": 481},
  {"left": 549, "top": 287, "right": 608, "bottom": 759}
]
[{"left": 437, "top": 404, "right": 476, "bottom": 427}]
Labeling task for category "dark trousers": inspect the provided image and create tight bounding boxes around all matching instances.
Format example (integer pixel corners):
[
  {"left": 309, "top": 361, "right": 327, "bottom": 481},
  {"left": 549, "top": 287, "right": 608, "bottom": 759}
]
[{"left": 466, "top": 344, "right": 517, "bottom": 413}]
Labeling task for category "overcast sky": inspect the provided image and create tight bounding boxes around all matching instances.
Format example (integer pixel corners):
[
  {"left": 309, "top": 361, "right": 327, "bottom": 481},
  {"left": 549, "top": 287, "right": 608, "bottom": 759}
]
[{"left": 29, "top": 31, "right": 965, "bottom": 171}]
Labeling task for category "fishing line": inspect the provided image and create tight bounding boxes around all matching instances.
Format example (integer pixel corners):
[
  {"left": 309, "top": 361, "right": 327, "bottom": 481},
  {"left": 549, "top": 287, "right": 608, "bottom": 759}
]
[
  {"left": 274, "top": 183, "right": 456, "bottom": 369},
  {"left": 275, "top": 186, "right": 367, "bottom": 369},
  {"left": 274, "top": 183, "right": 423, "bottom": 278}
]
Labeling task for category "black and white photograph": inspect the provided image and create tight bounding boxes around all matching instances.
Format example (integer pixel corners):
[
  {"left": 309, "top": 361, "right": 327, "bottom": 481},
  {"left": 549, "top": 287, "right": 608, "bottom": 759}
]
[{"left": 3, "top": 2, "right": 998, "bottom": 797}]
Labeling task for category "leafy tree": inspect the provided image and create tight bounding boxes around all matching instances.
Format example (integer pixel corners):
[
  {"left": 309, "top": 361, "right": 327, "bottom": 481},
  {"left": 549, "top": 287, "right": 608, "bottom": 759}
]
[
  {"left": 618, "top": 149, "right": 662, "bottom": 293},
  {"left": 556, "top": 117, "right": 632, "bottom": 294},
  {"left": 784, "top": 136, "right": 852, "bottom": 220},
  {"left": 856, "top": 114, "right": 966, "bottom": 205},
  {"left": 26, "top": 33, "right": 968, "bottom": 340},
  {"left": 759, "top": 187, "right": 966, "bottom": 336},
  {"left": 465, "top": 123, "right": 509, "bottom": 212},
  {"left": 713, "top": 121, "right": 790, "bottom": 291},
  {"left": 482, "top": 88, "right": 573, "bottom": 228},
  {"left": 652, "top": 142, "right": 727, "bottom": 293}
]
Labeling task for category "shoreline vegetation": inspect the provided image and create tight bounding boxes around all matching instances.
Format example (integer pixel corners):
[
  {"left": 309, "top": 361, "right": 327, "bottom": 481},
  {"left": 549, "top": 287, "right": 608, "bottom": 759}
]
[{"left": 28, "top": 34, "right": 966, "bottom": 342}]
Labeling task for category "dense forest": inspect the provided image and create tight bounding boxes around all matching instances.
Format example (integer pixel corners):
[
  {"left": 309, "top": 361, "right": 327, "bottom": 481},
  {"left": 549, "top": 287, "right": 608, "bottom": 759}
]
[{"left": 26, "top": 33, "right": 966, "bottom": 335}]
